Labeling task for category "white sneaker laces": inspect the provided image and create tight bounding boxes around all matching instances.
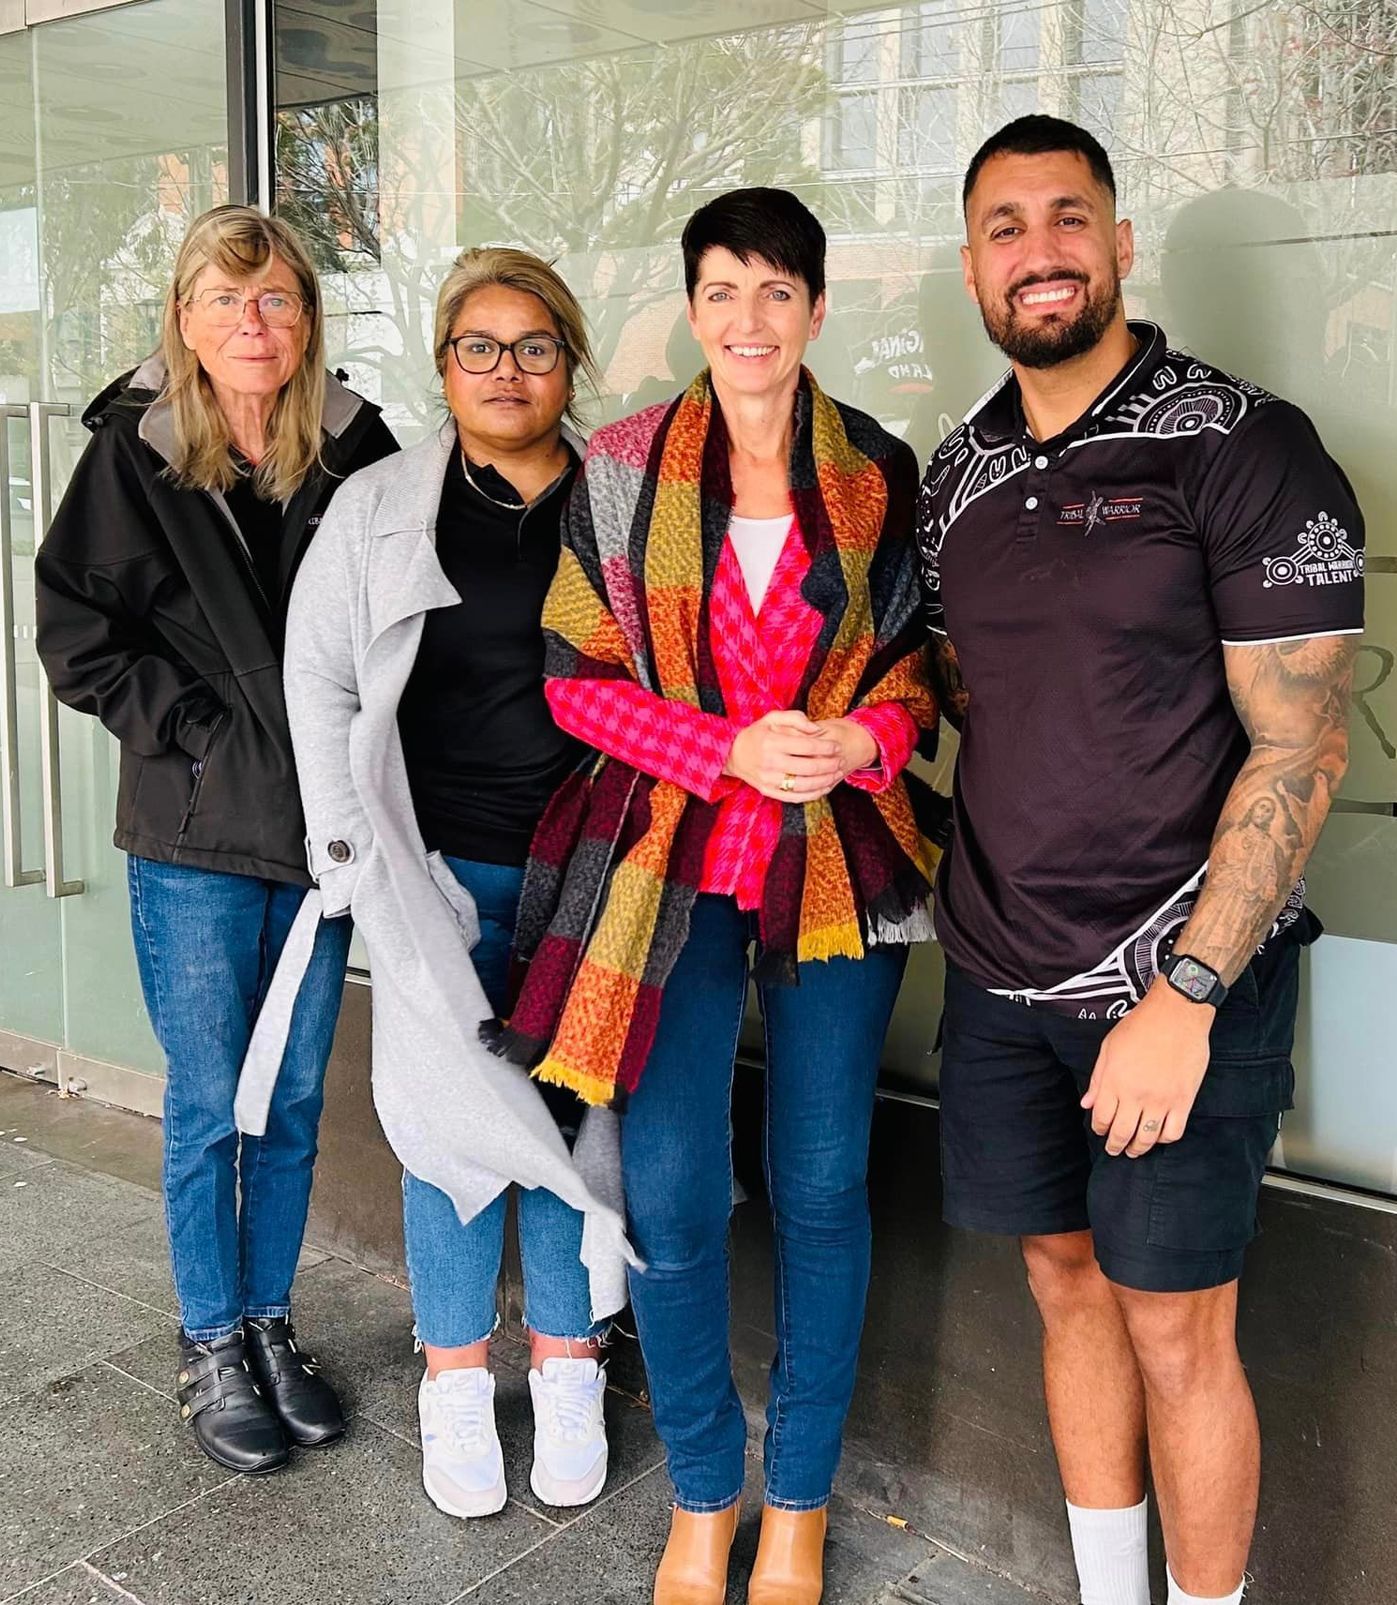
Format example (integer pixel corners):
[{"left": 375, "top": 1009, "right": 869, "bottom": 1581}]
[
  {"left": 537, "top": 1374, "right": 601, "bottom": 1442},
  {"left": 432, "top": 1388, "right": 493, "bottom": 1457}
]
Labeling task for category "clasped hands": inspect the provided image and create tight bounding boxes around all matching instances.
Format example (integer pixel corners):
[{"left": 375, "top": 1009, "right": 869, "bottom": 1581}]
[{"left": 722, "top": 709, "right": 877, "bottom": 803}]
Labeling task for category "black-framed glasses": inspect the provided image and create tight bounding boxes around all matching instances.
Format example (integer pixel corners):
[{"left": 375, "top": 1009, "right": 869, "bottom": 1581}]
[
  {"left": 187, "top": 289, "right": 305, "bottom": 328},
  {"left": 449, "top": 334, "right": 567, "bottom": 376}
]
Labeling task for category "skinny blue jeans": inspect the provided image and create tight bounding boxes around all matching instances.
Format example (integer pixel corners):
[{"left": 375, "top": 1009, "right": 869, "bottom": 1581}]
[
  {"left": 621, "top": 893, "right": 907, "bottom": 1512},
  {"left": 128, "top": 856, "right": 351, "bottom": 1342},
  {"left": 401, "top": 856, "right": 602, "bottom": 1346}
]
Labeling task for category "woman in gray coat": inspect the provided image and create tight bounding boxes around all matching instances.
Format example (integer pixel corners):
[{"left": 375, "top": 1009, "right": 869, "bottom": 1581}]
[{"left": 237, "top": 249, "right": 634, "bottom": 1520}]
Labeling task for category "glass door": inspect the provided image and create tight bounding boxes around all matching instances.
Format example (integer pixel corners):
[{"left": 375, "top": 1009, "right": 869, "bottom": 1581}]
[
  {"left": 0, "top": 0, "right": 228, "bottom": 1107},
  {"left": 0, "top": 33, "right": 65, "bottom": 1059}
]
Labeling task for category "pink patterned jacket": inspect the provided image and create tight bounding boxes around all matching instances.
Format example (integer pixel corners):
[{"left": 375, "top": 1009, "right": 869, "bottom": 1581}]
[{"left": 547, "top": 517, "right": 917, "bottom": 911}]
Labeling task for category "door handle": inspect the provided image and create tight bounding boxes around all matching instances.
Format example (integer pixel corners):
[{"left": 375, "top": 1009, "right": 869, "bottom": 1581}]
[
  {"left": 29, "top": 401, "right": 83, "bottom": 898},
  {"left": 0, "top": 404, "right": 43, "bottom": 889}
]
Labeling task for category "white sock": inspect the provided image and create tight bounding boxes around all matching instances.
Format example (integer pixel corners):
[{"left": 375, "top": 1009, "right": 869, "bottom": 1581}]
[
  {"left": 1066, "top": 1498, "right": 1150, "bottom": 1605},
  {"left": 1167, "top": 1568, "right": 1246, "bottom": 1604}
]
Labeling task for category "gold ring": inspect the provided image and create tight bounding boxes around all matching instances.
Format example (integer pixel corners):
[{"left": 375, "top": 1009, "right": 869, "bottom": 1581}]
[{"left": 780, "top": 774, "right": 796, "bottom": 793}]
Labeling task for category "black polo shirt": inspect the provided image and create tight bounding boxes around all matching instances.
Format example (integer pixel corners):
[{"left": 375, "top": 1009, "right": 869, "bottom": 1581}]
[{"left": 916, "top": 322, "right": 1364, "bottom": 1018}]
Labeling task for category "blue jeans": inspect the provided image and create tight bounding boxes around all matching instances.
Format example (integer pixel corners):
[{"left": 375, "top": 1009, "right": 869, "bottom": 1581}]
[
  {"left": 621, "top": 894, "right": 908, "bottom": 1512},
  {"left": 402, "top": 856, "right": 601, "bottom": 1346},
  {"left": 128, "top": 856, "right": 352, "bottom": 1342}
]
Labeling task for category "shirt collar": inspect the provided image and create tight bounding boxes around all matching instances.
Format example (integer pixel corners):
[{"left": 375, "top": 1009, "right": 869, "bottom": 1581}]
[
  {"left": 458, "top": 439, "right": 580, "bottom": 512},
  {"left": 969, "top": 321, "right": 1169, "bottom": 448}
]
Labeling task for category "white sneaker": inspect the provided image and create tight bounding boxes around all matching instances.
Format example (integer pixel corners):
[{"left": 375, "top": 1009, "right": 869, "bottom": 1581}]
[
  {"left": 418, "top": 1367, "right": 507, "bottom": 1518},
  {"left": 528, "top": 1356, "right": 609, "bottom": 1508}
]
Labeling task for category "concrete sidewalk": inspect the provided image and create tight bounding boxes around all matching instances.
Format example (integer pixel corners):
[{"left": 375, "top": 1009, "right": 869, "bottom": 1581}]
[{"left": 0, "top": 1070, "right": 1039, "bottom": 1605}]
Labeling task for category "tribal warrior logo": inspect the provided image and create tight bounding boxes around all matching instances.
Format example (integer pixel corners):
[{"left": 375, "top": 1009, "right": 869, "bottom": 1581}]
[
  {"left": 1262, "top": 512, "right": 1363, "bottom": 590},
  {"left": 1058, "top": 493, "right": 1144, "bottom": 536}
]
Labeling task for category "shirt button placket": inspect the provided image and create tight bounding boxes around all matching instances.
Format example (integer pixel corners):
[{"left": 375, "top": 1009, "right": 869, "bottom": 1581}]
[{"left": 1018, "top": 450, "right": 1051, "bottom": 539}]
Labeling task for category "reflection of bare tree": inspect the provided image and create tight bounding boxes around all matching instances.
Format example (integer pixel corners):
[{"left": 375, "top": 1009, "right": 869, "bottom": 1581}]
[
  {"left": 276, "top": 27, "right": 826, "bottom": 425},
  {"left": 1121, "top": 0, "right": 1396, "bottom": 195},
  {"left": 41, "top": 155, "right": 220, "bottom": 404},
  {"left": 277, "top": 100, "right": 381, "bottom": 269},
  {"left": 1111, "top": 0, "right": 1396, "bottom": 407},
  {"left": 272, "top": 0, "right": 1396, "bottom": 429}
]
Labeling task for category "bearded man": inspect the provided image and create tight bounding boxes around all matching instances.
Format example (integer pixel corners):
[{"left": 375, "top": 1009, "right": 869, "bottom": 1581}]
[{"left": 916, "top": 116, "right": 1364, "bottom": 1605}]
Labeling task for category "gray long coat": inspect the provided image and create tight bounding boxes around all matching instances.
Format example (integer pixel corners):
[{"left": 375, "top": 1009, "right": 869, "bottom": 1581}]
[{"left": 234, "top": 422, "right": 635, "bottom": 1321}]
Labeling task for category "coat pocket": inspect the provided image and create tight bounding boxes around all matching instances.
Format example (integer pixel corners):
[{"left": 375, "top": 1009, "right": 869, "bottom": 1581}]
[
  {"left": 174, "top": 716, "right": 225, "bottom": 843},
  {"left": 425, "top": 851, "right": 482, "bottom": 952}
]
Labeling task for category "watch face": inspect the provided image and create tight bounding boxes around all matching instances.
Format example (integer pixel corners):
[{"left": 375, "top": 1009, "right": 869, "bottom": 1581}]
[{"left": 1171, "top": 958, "right": 1216, "bottom": 1002}]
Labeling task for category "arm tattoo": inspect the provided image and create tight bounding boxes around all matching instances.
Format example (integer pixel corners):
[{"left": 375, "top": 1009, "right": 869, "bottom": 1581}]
[
  {"left": 930, "top": 634, "right": 970, "bottom": 731},
  {"left": 1175, "top": 634, "right": 1356, "bottom": 984}
]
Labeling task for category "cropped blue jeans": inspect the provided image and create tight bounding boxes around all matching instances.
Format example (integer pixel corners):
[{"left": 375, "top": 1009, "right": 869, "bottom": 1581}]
[{"left": 401, "top": 857, "right": 602, "bottom": 1346}]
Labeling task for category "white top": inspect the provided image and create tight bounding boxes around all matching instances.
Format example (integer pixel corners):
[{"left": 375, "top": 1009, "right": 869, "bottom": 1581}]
[{"left": 727, "top": 513, "right": 793, "bottom": 613}]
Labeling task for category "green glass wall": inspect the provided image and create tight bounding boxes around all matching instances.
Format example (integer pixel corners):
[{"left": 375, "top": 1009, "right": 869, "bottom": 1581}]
[{"left": 272, "top": 0, "right": 1396, "bottom": 1193}]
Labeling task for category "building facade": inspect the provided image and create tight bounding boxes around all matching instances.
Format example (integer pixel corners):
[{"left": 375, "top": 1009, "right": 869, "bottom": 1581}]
[{"left": 1, "top": 0, "right": 1394, "bottom": 1196}]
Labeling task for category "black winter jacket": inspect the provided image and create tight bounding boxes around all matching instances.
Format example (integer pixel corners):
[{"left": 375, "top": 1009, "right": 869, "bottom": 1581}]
[{"left": 35, "top": 356, "right": 398, "bottom": 884}]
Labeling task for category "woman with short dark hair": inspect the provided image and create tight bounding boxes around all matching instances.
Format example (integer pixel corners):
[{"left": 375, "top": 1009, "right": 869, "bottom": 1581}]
[
  {"left": 36, "top": 204, "right": 397, "bottom": 1474},
  {"left": 491, "top": 187, "right": 945, "bottom": 1604}
]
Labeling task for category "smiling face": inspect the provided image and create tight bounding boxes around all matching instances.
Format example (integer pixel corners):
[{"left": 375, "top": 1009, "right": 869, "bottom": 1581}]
[
  {"left": 443, "top": 283, "right": 571, "bottom": 459},
  {"left": 961, "top": 149, "right": 1133, "bottom": 369},
  {"left": 686, "top": 247, "right": 826, "bottom": 401},
  {"left": 177, "top": 254, "right": 309, "bottom": 401}
]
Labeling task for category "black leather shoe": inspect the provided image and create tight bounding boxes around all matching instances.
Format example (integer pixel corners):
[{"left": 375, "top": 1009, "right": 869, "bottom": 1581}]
[
  {"left": 244, "top": 1317, "right": 345, "bottom": 1447},
  {"left": 176, "top": 1330, "right": 289, "bottom": 1474}
]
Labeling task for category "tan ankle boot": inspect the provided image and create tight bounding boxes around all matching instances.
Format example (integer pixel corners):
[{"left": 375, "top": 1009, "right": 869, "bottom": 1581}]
[
  {"left": 745, "top": 1504, "right": 828, "bottom": 1605},
  {"left": 653, "top": 1502, "right": 742, "bottom": 1605}
]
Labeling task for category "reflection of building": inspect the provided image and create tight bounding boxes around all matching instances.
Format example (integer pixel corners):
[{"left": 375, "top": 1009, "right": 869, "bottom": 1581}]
[
  {"left": 822, "top": 0, "right": 1127, "bottom": 236},
  {"left": 255, "top": 0, "right": 1397, "bottom": 1196},
  {"left": 2, "top": 0, "right": 1396, "bottom": 1219},
  {"left": 0, "top": 6, "right": 1395, "bottom": 1600},
  {"left": 269, "top": 2, "right": 1397, "bottom": 439}
]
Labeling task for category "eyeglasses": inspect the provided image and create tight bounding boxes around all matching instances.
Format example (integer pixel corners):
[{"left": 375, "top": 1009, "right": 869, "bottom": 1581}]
[
  {"left": 449, "top": 335, "right": 567, "bottom": 376},
  {"left": 187, "top": 289, "right": 306, "bottom": 328}
]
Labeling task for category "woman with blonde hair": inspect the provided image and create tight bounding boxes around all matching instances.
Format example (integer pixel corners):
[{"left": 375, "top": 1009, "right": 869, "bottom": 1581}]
[
  {"left": 269, "top": 246, "right": 634, "bottom": 1521},
  {"left": 36, "top": 204, "right": 397, "bottom": 1474}
]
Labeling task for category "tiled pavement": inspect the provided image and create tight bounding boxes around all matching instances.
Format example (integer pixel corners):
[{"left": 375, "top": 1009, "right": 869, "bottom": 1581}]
[{"left": 0, "top": 1071, "right": 1041, "bottom": 1605}]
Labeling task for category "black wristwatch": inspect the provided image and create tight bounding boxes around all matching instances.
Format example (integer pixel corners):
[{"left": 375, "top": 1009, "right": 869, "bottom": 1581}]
[{"left": 1163, "top": 953, "right": 1228, "bottom": 1008}]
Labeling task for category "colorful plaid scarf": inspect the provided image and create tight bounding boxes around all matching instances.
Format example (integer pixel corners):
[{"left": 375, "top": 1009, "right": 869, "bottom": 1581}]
[{"left": 485, "top": 369, "right": 945, "bottom": 1109}]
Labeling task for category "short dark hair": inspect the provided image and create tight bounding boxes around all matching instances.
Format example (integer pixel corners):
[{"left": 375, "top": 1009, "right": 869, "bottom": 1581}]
[
  {"left": 962, "top": 116, "right": 1116, "bottom": 214},
  {"left": 681, "top": 187, "right": 826, "bottom": 303}
]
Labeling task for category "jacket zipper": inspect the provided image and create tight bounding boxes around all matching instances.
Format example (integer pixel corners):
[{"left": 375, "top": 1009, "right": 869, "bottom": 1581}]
[{"left": 175, "top": 721, "right": 223, "bottom": 844}]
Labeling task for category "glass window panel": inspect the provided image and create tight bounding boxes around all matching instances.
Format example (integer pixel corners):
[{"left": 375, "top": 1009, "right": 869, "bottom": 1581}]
[
  {"left": 1342, "top": 577, "right": 1397, "bottom": 806},
  {"left": 1073, "top": 69, "right": 1122, "bottom": 145},
  {"left": 0, "top": 0, "right": 228, "bottom": 1082},
  {"left": 999, "top": 76, "right": 1039, "bottom": 123},
  {"left": 1074, "top": 0, "right": 1127, "bottom": 64},
  {"left": 899, "top": 1, "right": 960, "bottom": 81},
  {"left": 1287, "top": 934, "right": 1397, "bottom": 1193},
  {"left": 897, "top": 85, "right": 955, "bottom": 173},
  {"left": 999, "top": 6, "right": 1040, "bottom": 73},
  {"left": 833, "top": 15, "right": 881, "bottom": 85},
  {"left": 829, "top": 90, "right": 877, "bottom": 173}
]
